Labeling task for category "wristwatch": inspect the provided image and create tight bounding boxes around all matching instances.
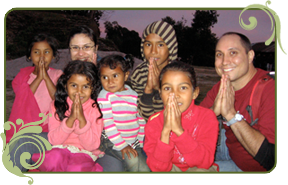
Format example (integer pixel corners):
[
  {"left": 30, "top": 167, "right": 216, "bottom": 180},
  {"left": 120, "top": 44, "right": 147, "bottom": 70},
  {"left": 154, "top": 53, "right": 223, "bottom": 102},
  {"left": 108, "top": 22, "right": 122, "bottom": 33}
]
[{"left": 225, "top": 111, "right": 244, "bottom": 126}]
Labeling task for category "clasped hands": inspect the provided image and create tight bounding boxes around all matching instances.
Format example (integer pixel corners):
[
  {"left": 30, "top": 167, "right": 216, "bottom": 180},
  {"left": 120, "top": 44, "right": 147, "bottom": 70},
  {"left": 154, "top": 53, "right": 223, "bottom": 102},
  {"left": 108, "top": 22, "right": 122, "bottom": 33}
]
[
  {"left": 161, "top": 93, "right": 184, "bottom": 144},
  {"left": 35, "top": 57, "right": 50, "bottom": 81},
  {"left": 144, "top": 57, "right": 160, "bottom": 94},
  {"left": 66, "top": 93, "right": 87, "bottom": 129},
  {"left": 212, "top": 74, "right": 237, "bottom": 121}
]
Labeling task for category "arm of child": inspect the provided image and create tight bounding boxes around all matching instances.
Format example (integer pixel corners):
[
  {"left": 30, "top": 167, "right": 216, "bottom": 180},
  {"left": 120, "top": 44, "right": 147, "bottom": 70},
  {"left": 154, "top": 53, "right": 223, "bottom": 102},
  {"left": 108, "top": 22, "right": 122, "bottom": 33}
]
[
  {"left": 136, "top": 112, "right": 146, "bottom": 147},
  {"left": 97, "top": 94, "right": 129, "bottom": 151},
  {"left": 144, "top": 116, "right": 175, "bottom": 172},
  {"left": 29, "top": 64, "right": 43, "bottom": 94},
  {"left": 172, "top": 108, "right": 219, "bottom": 169},
  {"left": 75, "top": 108, "right": 103, "bottom": 152},
  {"left": 42, "top": 63, "right": 59, "bottom": 100},
  {"left": 48, "top": 102, "right": 75, "bottom": 145}
]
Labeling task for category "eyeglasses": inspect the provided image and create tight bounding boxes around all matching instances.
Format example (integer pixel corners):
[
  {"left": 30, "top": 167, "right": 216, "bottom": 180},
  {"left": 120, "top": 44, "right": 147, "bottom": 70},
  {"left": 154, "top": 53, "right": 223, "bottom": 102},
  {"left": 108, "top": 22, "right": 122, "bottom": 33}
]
[{"left": 69, "top": 45, "right": 95, "bottom": 52}]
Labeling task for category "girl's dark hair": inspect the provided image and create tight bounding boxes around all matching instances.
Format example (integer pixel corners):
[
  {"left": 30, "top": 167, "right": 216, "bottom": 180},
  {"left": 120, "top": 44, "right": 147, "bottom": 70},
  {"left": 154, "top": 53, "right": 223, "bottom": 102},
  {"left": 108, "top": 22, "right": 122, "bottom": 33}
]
[
  {"left": 68, "top": 25, "right": 97, "bottom": 47},
  {"left": 54, "top": 60, "right": 101, "bottom": 121},
  {"left": 97, "top": 54, "right": 134, "bottom": 77},
  {"left": 159, "top": 61, "right": 197, "bottom": 89},
  {"left": 26, "top": 33, "right": 59, "bottom": 62}
]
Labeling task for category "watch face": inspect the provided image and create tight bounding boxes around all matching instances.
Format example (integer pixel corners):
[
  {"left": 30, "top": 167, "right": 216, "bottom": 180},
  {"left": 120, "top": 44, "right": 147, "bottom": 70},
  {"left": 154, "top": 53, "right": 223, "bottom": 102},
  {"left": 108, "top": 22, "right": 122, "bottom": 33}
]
[{"left": 235, "top": 114, "right": 242, "bottom": 121}]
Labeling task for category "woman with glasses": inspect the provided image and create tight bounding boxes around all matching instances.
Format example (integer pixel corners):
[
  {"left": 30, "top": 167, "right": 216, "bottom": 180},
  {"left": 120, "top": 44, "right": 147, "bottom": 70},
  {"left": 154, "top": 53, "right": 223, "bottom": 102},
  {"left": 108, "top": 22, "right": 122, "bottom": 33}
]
[{"left": 68, "top": 25, "right": 99, "bottom": 65}]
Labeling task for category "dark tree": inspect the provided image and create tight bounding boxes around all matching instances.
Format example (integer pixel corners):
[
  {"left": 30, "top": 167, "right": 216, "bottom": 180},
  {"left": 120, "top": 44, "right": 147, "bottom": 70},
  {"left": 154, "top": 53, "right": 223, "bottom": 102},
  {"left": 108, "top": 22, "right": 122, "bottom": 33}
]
[
  {"left": 104, "top": 21, "right": 141, "bottom": 58},
  {"left": 190, "top": 10, "right": 219, "bottom": 66},
  {"left": 162, "top": 11, "right": 219, "bottom": 67}
]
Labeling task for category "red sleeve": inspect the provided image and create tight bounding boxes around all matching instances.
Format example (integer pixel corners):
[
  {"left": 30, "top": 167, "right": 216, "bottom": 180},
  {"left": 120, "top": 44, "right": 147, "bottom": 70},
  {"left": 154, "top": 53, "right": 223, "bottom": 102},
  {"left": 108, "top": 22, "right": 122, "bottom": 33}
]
[
  {"left": 253, "top": 79, "right": 275, "bottom": 144},
  {"left": 143, "top": 113, "right": 175, "bottom": 172}
]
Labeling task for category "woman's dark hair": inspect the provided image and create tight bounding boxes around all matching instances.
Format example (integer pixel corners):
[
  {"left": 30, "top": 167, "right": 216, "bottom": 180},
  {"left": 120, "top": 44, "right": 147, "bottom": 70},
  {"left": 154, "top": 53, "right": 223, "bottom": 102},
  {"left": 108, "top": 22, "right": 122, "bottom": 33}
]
[
  {"left": 159, "top": 61, "right": 197, "bottom": 89},
  {"left": 54, "top": 60, "right": 101, "bottom": 121},
  {"left": 26, "top": 33, "right": 59, "bottom": 62},
  {"left": 68, "top": 25, "right": 97, "bottom": 47},
  {"left": 97, "top": 54, "right": 134, "bottom": 77}
]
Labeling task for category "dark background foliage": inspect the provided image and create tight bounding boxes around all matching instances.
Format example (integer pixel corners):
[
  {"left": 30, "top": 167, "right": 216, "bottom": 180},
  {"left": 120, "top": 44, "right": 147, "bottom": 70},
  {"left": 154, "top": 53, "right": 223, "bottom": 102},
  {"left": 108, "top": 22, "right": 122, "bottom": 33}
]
[{"left": 6, "top": 10, "right": 219, "bottom": 67}]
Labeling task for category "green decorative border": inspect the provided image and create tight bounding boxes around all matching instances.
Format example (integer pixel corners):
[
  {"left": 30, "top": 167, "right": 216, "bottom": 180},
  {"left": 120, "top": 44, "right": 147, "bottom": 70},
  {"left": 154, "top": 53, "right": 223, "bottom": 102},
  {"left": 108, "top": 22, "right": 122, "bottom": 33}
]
[{"left": 0, "top": 0, "right": 287, "bottom": 185}]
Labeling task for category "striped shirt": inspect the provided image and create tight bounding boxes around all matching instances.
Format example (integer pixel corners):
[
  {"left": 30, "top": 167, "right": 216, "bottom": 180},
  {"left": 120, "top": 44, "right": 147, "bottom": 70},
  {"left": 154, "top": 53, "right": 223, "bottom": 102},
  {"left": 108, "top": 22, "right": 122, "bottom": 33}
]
[
  {"left": 129, "top": 61, "right": 164, "bottom": 121},
  {"left": 97, "top": 85, "right": 146, "bottom": 151},
  {"left": 129, "top": 21, "right": 178, "bottom": 121}
]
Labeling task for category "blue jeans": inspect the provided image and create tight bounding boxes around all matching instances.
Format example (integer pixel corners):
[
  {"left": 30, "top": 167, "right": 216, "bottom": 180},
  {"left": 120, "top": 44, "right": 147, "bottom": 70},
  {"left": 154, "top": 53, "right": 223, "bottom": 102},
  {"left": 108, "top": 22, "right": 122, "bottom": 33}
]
[
  {"left": 9, "top": 132, "right": 124, "bottom": 172},
  {"left": 100, "top": 137, "right": 150, "bottom": 172},
  {"left": 215, "top": 129, "right": 242, "bottom": 172}
]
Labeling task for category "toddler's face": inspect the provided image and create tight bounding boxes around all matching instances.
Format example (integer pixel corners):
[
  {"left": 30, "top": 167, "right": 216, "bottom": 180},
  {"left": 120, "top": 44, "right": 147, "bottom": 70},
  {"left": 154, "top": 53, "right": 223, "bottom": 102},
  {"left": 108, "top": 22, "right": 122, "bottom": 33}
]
[
  {"left": 143, "top": 33, "right": 170, "bottom": 70},
  {"left": 160, "top": 70, "right": 199, "bottom": 113},
  {"left": 29, "top": 41, "right": 54, "bottom": 69},
  {"left": 66, "top": 74, "right": 92, "bottom": 104},
  {"left": 100, "top": 65, "right": 129, "bottom": 93}
]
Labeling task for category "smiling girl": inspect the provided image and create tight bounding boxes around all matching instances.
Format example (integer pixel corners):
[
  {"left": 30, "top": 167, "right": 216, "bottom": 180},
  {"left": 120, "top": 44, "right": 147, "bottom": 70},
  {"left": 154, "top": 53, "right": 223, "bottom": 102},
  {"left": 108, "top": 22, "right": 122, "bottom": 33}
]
[
  {"left": 32, "top": 61, "right": 104, "bottom": 172},
  {"left": 144, "top": 61, "right": 219, "bottom": 172}
]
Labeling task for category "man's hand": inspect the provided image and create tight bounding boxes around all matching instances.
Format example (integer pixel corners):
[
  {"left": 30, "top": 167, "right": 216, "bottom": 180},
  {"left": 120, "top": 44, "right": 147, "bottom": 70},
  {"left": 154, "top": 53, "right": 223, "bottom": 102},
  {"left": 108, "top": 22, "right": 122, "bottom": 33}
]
[{"left": 221, "top": 75, "right": 236, "bottom": 120}]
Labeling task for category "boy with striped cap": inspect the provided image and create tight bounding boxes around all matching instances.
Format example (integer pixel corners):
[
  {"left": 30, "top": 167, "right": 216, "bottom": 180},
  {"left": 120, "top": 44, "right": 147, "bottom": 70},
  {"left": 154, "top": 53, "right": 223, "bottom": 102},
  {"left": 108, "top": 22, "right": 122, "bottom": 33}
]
[{"left": 129, "top": 20, "right": 178, "bottom": 121}]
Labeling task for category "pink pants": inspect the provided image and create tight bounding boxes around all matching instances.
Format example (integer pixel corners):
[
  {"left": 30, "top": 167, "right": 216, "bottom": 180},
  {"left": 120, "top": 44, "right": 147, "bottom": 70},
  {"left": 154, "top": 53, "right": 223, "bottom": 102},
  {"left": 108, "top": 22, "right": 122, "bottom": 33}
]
[{"left": 32, "top": 148, "right": 103, "bottom": 172}]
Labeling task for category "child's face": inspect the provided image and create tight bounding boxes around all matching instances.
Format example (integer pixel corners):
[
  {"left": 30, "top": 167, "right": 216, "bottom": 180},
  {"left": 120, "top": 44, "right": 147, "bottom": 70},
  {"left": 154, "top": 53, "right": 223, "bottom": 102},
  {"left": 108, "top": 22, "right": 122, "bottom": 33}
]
[
  {"left": 66, "top": 74, "right": 92, "bottom": 104},
  {"left": 30, "top": 41, "right": 54, "bottom": 69},
  {"left": 69, "top": 33, "right": 97, "bottom": 62},
  {"left": 100, "top": 65, "right": 129, "bottom": 93},
  {"left": 143, "top": 33, "right": 170, "bottom": 70},
  {"left": 160, "top": 70, "right": 199, "bottom": 113}
]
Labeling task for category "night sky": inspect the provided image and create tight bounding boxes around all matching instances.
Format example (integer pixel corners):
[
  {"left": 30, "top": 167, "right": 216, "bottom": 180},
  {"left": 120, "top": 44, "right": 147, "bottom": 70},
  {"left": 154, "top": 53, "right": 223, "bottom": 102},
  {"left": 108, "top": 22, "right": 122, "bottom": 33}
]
[{"left": 99, "top": 9, "right": 274, "bottom": 44}]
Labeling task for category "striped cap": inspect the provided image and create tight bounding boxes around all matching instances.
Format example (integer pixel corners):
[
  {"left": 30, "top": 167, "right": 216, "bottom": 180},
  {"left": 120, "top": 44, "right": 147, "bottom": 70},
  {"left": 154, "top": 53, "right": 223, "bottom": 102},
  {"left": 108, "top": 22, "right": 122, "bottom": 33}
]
[{"left": 141, "top": 21, "right": 178, "bottom": 63}]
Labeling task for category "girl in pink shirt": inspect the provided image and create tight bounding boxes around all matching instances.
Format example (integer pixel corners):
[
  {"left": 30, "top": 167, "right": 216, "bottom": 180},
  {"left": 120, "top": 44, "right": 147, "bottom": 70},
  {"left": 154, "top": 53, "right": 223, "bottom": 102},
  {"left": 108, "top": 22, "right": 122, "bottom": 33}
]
[
  {"left": 32, "top": 60, "right": 104, "bottom": 172},
  {"left": 7, "top": 33, "right": 62, "bottom": 143}
]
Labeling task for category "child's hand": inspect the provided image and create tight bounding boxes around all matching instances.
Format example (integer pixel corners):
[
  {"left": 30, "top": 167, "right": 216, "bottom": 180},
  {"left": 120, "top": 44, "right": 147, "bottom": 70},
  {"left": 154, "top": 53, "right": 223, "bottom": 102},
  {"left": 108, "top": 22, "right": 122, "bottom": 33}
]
[
  {"left": 144, "top": 57, "right": 160, "bottom": 93},
  {"left": 163, "top": 94, "right": 172, "bottom": 132},
  {"left": 35, "top": 58, "right": 44, "bottom": 80},
  {"left": 67, "top": 95, "right": 78, "bottom": 127},
  {"left": 40, "top": 57, "right": 49, "bottom": 81},
  {"left": 150, "top": 57, "right": 160, "bottom": 90},
  {"left": 74, "top": 93, "right": 87, "bottom": 128},
  {"left": 169, "top": 93, "right": 183, "bottom": 136},
  {"left": 121, "top": 145, "right": 138, "bottom": 160},
  {"left": 161, "top": 94, "right": 173, "bottom": 144}
]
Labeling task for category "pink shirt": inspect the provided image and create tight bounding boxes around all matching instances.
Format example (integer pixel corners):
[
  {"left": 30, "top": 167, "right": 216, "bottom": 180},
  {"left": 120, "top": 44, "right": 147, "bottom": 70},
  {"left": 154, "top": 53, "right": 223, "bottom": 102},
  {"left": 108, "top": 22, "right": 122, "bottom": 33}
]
[
  {"left": 48, "top": 97, "right": 104, "bottom": 157},
  {"left": 27, "top": 68, "right": 62, "bottom": 115}
]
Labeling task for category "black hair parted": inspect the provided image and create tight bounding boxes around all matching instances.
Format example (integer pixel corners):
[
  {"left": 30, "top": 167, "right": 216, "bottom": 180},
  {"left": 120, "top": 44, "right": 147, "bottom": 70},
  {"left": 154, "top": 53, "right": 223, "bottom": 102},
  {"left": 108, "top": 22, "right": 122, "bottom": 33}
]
[
  {"left": 159, "top": 61, "right": 197, "bottom": 89},
  {"left": 54, "top": 60, "right": 102, "bottom": 121},
  {"left": 68, "top": 25, "right": 97, "bottom": 47},
  {"left": 97, "top": 54, "right": 134, "bottom": 77},
  {"left": 26, "top": 33, "right": 60, "bottom": 62}
]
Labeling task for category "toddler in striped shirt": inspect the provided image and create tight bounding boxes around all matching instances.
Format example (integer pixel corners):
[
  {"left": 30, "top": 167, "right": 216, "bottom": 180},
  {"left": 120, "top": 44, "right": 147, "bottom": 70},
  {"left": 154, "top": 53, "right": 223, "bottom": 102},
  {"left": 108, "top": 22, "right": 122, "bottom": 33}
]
[{"left": 97, "top": 54, "right": 150, "bottom": 172}]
